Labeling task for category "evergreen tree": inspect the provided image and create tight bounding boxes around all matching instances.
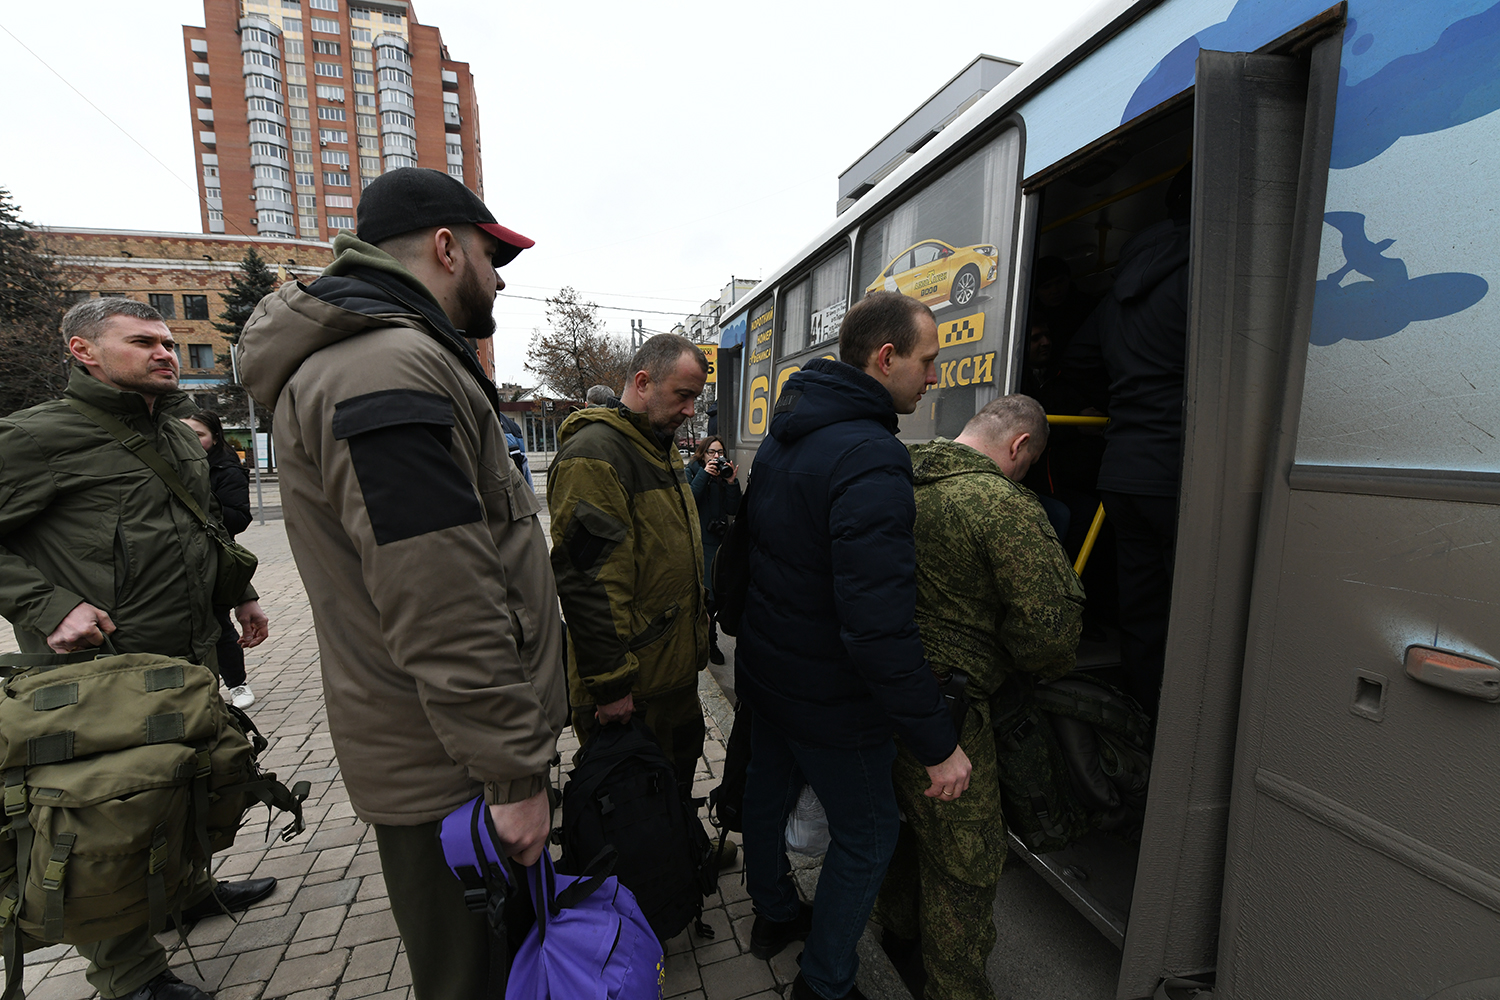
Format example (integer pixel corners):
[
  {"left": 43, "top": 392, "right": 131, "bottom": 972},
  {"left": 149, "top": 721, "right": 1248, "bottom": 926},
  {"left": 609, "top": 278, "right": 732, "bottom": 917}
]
[
  {"left": 213, "top": 246, "right": 279, "bottom": 342},
  {"left": 0, "top": 187, "right": 71, "bottom": 415}
]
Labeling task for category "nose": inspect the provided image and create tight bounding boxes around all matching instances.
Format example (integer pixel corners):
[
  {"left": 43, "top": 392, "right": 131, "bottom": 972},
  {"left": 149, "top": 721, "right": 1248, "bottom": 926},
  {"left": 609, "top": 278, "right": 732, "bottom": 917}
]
[
  {"left": 494, "top": 271, "right": 505, "bottom": 292},
  {"left": 925, "top": 364, "right": 938, "bottom": 386}
]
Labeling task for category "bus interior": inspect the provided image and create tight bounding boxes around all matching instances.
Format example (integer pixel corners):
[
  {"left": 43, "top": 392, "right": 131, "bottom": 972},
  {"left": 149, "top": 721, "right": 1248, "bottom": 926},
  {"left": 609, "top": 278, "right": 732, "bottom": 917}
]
[{"left": 1007, "top": 98, "right": 1197, "bottom": 947}]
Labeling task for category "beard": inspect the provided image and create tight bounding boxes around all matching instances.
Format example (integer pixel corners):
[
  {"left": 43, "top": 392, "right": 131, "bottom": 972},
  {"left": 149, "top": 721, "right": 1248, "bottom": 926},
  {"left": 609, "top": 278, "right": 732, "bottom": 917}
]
[{"left": 455, "top": 256, "right": 496, "bottom": 339}]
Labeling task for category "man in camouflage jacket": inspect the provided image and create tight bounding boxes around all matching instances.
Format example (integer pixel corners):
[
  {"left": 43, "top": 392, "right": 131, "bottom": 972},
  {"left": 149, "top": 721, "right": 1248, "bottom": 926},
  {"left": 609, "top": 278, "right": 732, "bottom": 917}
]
[{"left": 874, "top": 395, "right": 1085, "bottom": 1000}]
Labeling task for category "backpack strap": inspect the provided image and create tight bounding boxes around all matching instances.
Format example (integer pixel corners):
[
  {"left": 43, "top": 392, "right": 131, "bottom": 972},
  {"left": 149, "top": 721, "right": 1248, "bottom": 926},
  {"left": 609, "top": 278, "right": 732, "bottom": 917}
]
[
  {"left": 40, "top": 832, "right": 77, "bottom": 940},
  {"left": 65, "top": 399, "right": 217, "bottom": 530},
  {"left": 474, "top": 801, "right": 510, "bottom": 1000},
  {"left": 1, "top": 767, "right": 31, "bottom": 1000}
]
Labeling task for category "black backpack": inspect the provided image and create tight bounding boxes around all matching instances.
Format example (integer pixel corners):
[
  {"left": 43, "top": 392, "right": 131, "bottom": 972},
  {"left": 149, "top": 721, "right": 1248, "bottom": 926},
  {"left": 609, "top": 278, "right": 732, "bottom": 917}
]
[
  {"left": 557, "top": 720, "right": 716, "bottom": 943},
  {"left": 710, "top": 481, "right": 751, "bottom": 637}
]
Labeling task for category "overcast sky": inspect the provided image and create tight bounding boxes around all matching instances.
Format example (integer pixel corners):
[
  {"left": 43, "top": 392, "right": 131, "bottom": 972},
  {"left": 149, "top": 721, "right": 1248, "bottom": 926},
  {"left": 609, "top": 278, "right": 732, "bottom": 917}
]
[{"left": 0, "top": 0, "right": 1097, "bottom": 385}]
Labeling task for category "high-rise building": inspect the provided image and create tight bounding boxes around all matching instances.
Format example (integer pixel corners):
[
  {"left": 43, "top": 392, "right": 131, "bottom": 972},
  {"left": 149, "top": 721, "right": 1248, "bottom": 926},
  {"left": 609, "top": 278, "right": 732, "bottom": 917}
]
[{"left": 182, "top": 0, "right": 484, "bottom": 244}]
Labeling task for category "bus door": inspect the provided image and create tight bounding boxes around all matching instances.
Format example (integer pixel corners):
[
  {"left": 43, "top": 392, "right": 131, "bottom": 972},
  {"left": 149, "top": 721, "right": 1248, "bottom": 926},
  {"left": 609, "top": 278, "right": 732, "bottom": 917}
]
[{"left": 1207, "top": 28, "right": 1500, "bottom": 1000}]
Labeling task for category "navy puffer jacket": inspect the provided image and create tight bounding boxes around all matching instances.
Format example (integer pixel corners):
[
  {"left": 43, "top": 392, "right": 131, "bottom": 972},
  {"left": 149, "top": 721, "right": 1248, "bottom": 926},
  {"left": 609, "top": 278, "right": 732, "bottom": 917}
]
[{"left": 734, "top": 359, "right": 956, "bottom": 766}]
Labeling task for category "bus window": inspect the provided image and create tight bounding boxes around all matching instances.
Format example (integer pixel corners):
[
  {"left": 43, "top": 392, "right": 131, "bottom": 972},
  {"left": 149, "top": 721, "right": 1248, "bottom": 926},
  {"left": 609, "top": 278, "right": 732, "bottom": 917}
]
[
  {"left": 776, "top": 247, "right": 852, "bottom": 362},
  {"left": 742, "top": 296, "right": 775, "bottom": 442},
  {"left": 854, "top": 127, "right": 1021, "bottom": 441}
]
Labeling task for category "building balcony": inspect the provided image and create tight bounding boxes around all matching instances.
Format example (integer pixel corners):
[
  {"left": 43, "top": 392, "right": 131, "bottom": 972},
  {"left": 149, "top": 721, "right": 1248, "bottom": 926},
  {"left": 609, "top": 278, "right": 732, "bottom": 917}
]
[
  {"left": 191, "top": 38, "right": 207, "bottom": 56},
  {"left": 193, "top": 62, "right": 211, "bottom": 79},
  {"left": 441, "top": 69, "right": 458, "bottom": 89},
  {"left": 443, "top": 106, "right": 460, "bottom": 128},
  {"left": 195, "top": 84, "right": 212, "bottom": 101},
  {"left": 199, "top": 131, "right": 217, "bottom": 146},
  {"left": 197, "top": 108, "right": 215, "bottom": 123}
]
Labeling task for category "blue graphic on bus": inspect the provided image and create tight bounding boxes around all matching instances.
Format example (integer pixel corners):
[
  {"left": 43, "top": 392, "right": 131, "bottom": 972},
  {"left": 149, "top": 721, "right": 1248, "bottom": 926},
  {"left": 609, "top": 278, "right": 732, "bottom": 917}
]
[
  {"left": 1310, "top": 213, "right": 1489, "bottom": 346},
  {"left": 1121, "top": 0, "right": 1500, "bottom": 170}
]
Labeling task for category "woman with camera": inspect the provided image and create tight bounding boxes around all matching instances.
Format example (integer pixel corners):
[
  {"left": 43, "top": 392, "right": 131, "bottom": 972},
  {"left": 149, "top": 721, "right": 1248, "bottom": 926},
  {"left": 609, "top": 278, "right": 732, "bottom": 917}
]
[{"left": 686, "top": 436, "right": 741, "bottom": 665}]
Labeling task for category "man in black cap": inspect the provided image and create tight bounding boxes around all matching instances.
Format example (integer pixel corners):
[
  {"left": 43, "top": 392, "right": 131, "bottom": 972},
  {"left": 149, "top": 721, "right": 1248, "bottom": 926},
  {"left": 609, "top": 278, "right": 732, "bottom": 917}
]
[{"left": 238, "top": 168, "right": 569, "bottom": 999}]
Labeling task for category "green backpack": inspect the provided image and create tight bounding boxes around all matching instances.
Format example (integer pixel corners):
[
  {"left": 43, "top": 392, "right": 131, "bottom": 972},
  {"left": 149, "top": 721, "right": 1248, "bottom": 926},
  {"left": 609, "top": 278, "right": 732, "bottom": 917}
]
[
  {"left": 0, "top": 647, "right": 309, "bottom": 999},
  {"left": 991, "top": 671, "right": 1153, "bottom": 854}
]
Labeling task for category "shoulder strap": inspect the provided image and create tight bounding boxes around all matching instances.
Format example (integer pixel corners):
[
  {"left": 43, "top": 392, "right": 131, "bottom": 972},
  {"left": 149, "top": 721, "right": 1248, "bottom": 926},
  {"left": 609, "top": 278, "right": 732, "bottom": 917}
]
[{"left": 65, "top": 398, "right": 213, "bottom": 528}]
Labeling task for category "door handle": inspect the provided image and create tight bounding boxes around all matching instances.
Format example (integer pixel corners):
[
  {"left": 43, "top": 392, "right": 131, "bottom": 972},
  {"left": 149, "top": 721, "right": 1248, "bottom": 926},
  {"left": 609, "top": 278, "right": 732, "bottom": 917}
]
[{"left": 1404, "top": 646, "right": 1500, "bottom": 703}]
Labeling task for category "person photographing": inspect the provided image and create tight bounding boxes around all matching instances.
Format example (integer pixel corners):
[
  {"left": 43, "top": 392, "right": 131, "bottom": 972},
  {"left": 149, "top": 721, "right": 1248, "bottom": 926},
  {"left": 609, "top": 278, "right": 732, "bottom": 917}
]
[{"left": 686, "top": 436, "right": 741, "bottom": 665}]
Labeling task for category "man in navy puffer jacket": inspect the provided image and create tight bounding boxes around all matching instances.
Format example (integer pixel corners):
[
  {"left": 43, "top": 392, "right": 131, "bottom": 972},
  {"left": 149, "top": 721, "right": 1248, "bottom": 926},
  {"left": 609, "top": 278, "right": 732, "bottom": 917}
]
[{"left": 736, "top": 291, "right": 973, "bottom": 1000}]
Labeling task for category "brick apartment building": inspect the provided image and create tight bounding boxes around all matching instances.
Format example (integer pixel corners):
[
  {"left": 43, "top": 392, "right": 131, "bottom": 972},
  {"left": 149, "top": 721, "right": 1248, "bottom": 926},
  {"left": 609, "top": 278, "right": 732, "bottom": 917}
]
[
  {"left": 34, "top": 228, "right": 330, "bottom": 403},
  {"left": 182, "top": 0, "right": 484, "bottom": 244}
]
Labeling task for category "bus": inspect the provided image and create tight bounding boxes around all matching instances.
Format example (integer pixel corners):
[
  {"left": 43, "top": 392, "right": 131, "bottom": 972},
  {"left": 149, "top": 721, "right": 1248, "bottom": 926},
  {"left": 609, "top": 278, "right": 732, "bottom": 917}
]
[{"left": 713, "top": 2, "right": 1500, "bottom": 997}]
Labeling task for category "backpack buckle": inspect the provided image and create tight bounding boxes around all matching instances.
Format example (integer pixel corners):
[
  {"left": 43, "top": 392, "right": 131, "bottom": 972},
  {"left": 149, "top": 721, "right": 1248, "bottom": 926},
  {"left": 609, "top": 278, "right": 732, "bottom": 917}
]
[{"left": 462, "top": 886, "right": 488, "bottom": 913}]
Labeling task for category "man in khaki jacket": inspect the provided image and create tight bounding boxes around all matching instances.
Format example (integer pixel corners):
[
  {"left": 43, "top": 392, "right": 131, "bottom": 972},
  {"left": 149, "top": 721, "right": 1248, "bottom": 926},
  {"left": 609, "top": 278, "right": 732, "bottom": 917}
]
[
  {"left": 239, "top": 168, "right": 568, "bottom": 1000},
  {"left": 547, "top": 335, "right": 710, "bottom": 794}
]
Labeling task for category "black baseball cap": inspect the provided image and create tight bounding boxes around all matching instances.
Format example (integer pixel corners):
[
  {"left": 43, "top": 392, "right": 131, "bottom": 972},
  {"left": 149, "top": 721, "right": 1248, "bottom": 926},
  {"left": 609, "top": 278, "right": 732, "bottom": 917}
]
[{"left": 356, "top": 167, "right": 534, "bottom": 266}]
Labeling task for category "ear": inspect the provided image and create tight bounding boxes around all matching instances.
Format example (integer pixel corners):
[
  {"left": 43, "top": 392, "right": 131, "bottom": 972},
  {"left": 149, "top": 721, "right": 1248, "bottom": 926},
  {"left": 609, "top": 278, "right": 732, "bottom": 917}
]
[
  {"left": 875, "top": 342, "right": 898, "bottom": 375},
  {"left": 67, "top": 335, "right": 96, "bottom": 367},
  {"left": 632, "top": 368, "right": 652, "bottom": 394},
  {"left": 1011, "top": 431, "right": 1031, "bottom": 460},
  {"left": 433, "top": 227, "right": 462, "bottom": 275}
]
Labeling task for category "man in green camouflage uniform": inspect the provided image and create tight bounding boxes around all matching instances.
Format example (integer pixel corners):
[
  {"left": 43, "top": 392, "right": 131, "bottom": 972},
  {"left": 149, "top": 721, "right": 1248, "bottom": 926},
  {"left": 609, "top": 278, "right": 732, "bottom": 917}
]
[{"left": 874, "top": 394, "right": 1085, "bottom": 1000}]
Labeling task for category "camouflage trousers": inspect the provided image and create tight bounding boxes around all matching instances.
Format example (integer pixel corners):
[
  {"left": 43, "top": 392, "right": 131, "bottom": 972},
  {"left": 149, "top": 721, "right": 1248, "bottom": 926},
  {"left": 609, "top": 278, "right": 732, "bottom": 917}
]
[{"left": 874, "top": 700, "right": 1007, "bottom": 1000}]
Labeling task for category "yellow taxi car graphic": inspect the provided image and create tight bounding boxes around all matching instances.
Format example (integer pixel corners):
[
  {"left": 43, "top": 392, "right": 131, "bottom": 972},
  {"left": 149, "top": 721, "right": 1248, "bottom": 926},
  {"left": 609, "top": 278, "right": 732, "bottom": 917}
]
[{"left": 865, "top": 239, "right": 999, "bottom": 308}]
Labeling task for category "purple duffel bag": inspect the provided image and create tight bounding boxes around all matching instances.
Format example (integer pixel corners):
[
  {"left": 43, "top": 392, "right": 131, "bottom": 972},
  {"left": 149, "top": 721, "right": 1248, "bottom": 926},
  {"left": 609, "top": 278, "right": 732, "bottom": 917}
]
[{"left": 438, "top": 797, "right": 664, "bottom": 1000}]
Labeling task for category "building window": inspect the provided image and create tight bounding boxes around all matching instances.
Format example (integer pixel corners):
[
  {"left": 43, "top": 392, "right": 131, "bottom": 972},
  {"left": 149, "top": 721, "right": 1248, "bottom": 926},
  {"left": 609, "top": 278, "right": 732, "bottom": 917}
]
[
  {"left": 287, "top": 84, "right": 307, "bottom": 99},
  {"left": 309, "top": 0, "right": 337, "bottom": 9},
  {"left": 300, "top": 215, "right": 319, "bottom": 231},
  {"left": 148, "top": 293, "right": 176, "bottom": 318},
  {"left": 254, "top": 165, "right": 290, "bottom": 181},
  {"left": 381, "top": 110, "right": 413, "bottom": 128},
  {"left": 378, "top": 67, "right": 410, "bottom": 85},
  {"left": 323, "top": 171, "right": 350, "bottom": 186},
  {"left": 355, "top": 92, "right": 376, "bottom": 106},
  {"left": 384, "top": 154, "right": 414, "bottom": 170},
  {"left": 188, "top": 345, "right": 214, "bottom": 369},
  {"left": 322, "top": 150, "right": 350, "bottom": 166},
  {"left": 350, "top": 6, "right": 369, "bottom": 18},
  {"left": 291, "top": 127, "right": 312, "bottom": 144},
  {"left": 289, "top": 105, "right": 309, "bottom": 122},
  {"left": 310, "top": 16, "right": 339, "bottom": 33},
  {"left": 351, "top": 70, "right": 374, "bottom": 85},
  {"left": 375, "top": 45, "right": 408, "bottom": 64},
  {"left": 248, "top": 97, "right": 285, "bottom": 114},
  {"left": 383, "top": 132, "right": 415, "bottom": 150},
  {"left": 242, "top": 28, "right": 278, "bottom": 45},
  {"left": 283, "top": 0, "right": 300, "bottom": 7},
  {"left": 250, "top": 120, "right": 287, "bottom": 138},
  {"left": 351, "top": 28, "right": 372, "bottom": 43},
  {"left": 285, "top": 63, "right": 306, "bottom": 81},
  {"left": 319, "top": 129, "right": 349, "bottom": 144},
  {"left": 314, "top": 61, "right": 343, "bottom": 78},
  {"left": 298, "top": 194, "right": 317, "bottom": 209},
  {"left": 205, "top": 186, "right": 222, "bottom": 199},
  {"left": 356, "top": 114, "right": 377, "bottom": 131},
  {"left": 282, "top": 17, "right": 302, "bottom": 32},
  {"left": 183, "top": 295, "right": 210, "bottom": 320},
  {"left": 246, "top": 74, "right": 282, "bottom": 93},
  {"left": 360, "top": 175, "right": 375, "bottom": 189},
  {"left": 313, "top": 40, "right": 341, "bottom": 55},
  {"left": 382, "top": 11, "right": 402, "bottom": 22},
  {"left": 257, "top": 187, "right": 292, "bottom": 205},
  {"left": 351, "top": 47, "right": 372, "bottom": 64},
  {"left": 204, "top": 165, "right": 219, "bottom": 177},
  {"left": 295, "top": 171, "right": 315, "bottom": 186},
  {"left": 284, "top": 40, "right": 304, "bottom": 56},
  {"left": 324, "top": 194, "right": 353, "bottom": 208},
  {"left": 327, "top": 214, "right": 355, "bottom": 228},
  {"left": 359, "top": 155, "right": 380, "bottom": 172},
  {"left": 316, "top": 84, "right": 345, "bottom": 101},
  {"left": 447, "top": 164, "right": 463, "bottom": 181},
  {"left": 244, "top": 51, "right": 279, "bottom": 70},
  {"left": 294, "top": 150, "right": 314, "bottom": 165},
  {"left": 258, "top": 210, "right": 294, "bottom": 228},
  {"left": 446, "top": 142, "right": 462, "bottom": 156},
  {"left": 317, "top": 106, "right": 346, "bottom": 121},
  {"left": 379, "top": 88, "right": 412, "bottom": 108},
  {"left": 208, "top": 210, "right": 224, "bottom": 223},
  {"left": 251, "top": 142, "right": 289, "bottom": 159}
]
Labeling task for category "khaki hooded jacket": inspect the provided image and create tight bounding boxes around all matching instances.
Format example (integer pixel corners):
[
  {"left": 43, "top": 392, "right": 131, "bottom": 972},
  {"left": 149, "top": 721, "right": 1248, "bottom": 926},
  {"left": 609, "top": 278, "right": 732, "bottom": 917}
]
[
  {"left": 547, "top": 402, "right": 708, "bottom": 710},
  {"left": 238, "top": 235, "right": 567, "bottom": 825}
]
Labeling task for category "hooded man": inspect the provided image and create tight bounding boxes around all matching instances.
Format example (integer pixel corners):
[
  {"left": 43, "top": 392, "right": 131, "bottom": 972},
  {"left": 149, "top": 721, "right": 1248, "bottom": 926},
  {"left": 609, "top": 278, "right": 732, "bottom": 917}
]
[
  {"left": 735, "top": 291, "right": 972, "bottom": 1000},
  {"left": 238, "top": 167, "right": 568, "bottom": 1000}
]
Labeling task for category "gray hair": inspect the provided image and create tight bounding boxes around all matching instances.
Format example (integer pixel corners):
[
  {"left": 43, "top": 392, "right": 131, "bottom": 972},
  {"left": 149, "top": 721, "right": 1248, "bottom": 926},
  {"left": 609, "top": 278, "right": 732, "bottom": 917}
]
[
  {"left": 61, "top": 297, "right": 164, "bottom": 343},
  {"left": 629, "top": 333, "right": 707, "bottom": 384},
  {"left": 965, "top": 394, "right": 1049, "bottom": 451},
  {"left": 585, "top": 384, "right": 616, "bottom": 406}
]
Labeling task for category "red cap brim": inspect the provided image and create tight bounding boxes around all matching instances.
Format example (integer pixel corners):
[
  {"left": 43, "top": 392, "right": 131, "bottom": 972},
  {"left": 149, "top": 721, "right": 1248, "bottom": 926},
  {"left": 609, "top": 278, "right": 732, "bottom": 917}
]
[{"left": 477, "top": 222, "right": 535, "bottom": 267}]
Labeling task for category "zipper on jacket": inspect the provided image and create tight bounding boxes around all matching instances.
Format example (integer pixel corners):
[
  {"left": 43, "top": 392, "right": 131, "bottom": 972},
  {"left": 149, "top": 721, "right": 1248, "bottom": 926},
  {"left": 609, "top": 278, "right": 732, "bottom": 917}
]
[{"left": 627, "top": 604, "right": 679, "bottom": 651}]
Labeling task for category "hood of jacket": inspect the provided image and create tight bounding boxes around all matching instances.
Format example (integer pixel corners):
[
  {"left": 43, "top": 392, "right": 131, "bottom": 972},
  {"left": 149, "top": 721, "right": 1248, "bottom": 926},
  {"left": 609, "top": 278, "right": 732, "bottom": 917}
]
[
  {"left": 769, "top": 358, "right": 897, "bottom": 445},
  {"left": 238, "top": 232, "right": 499, "bottom": 413},
  {"left": 909, "top": 436, "right": 1010, "bottom": 487},
  {"left": 1112, "top": 219, "right": 1190, "bottom": 305},
  {"left": 555, "top": 398, "right": 674, "bottom": 457}
]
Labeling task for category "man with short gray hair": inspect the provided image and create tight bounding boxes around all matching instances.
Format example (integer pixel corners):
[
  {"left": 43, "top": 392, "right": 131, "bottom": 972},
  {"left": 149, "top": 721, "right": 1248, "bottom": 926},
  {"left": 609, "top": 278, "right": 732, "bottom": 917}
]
[
  {"left": 0, "top": 296, "right": 275, "bottom": 1000},
  {"left": 548, "top": 333, "right": 712, "bottom": 793},
  {"left": 584, "top": 383, "right": 616, "bottom": 407},
  {"left": 874, "top": 393, "right": 1084, "bottom": 1000}
]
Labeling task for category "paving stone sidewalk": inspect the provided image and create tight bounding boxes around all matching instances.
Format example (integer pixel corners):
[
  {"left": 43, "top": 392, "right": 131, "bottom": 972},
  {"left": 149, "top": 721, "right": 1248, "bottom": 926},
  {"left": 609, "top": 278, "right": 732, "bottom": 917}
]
[{"left": 0, "top": 481, "right": 906, "bottom": 1000}]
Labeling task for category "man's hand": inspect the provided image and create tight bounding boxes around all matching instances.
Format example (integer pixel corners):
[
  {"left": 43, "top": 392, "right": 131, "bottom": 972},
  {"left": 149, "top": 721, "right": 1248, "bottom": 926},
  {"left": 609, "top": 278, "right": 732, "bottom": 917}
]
[
  {"left": 924, "top": 745, "right": 973, "bottom": 801},
  {"left": 234, "top": 600, "right": 269, "bottom": 648},
  {"left": 489, "top": 790, "right": 552, "bottom": 866},
  {"left": 47, "top": 602, "right": 116, "bottom": 653},
  {"left": 595, "top": 693, "right": 635, "bottom": 725}
]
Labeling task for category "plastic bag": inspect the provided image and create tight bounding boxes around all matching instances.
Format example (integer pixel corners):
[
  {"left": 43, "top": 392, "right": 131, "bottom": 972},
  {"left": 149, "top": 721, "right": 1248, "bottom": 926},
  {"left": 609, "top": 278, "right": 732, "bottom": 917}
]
[{"left": 784, "top": 784, "right": 831, "bottom": 856}]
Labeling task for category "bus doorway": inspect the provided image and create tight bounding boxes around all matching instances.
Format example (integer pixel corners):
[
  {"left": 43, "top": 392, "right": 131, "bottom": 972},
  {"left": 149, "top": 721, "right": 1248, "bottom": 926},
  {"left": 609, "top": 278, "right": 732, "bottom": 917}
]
[{"left": 1004, "top": 97, "right": 1198, "bottom": 952}]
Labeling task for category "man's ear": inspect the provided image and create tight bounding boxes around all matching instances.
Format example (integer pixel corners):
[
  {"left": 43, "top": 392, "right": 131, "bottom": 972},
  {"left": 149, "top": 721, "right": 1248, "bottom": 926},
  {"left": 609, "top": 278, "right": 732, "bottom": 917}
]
[
  {"left": 1011, "top": 431, "right": 1032, "bottom": 460},
  {"left": 632, "top": 369, "right": 652, "bottom": 395},
  {"left": 432, "top": 227, "right": 462, "bottom": 275},
  {"left": 875, "top": 342, "right": 897, "bottom": 375},
  {"left": 67, "top": 335, "right": 96, "bottom": 367}
]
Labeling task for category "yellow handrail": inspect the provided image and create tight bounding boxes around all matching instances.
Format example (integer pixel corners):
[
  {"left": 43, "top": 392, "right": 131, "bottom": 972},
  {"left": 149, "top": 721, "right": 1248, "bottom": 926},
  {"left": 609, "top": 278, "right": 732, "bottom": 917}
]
[
  {"left": 1046, "top": 415, "right": 1109, "bottom": 427},
  {"left": 1073, "top": 503, "right": 1106, "bottom": 576}
]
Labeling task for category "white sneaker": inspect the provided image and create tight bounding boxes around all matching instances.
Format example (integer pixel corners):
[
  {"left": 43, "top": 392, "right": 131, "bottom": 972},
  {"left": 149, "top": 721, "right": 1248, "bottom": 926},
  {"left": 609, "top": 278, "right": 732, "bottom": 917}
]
[{"left": 229, "top": 685, "right": 255, "bottom": 709}]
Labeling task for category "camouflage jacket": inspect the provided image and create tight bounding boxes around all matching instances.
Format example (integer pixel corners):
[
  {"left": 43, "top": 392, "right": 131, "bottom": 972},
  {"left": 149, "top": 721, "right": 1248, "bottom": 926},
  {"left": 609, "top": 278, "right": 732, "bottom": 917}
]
[{"left": 909, "top": 438, "right": 1085, "bottom": 697}]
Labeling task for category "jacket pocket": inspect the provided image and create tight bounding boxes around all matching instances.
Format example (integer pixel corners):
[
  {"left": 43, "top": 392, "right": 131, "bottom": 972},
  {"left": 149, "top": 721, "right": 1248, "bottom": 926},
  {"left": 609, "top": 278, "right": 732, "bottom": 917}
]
[
  {"left": 112, "top": 518, "right": 134, "bottom": 603},
  {"left": 627, "top": 603, "right": 679, "bottom": 652}
]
